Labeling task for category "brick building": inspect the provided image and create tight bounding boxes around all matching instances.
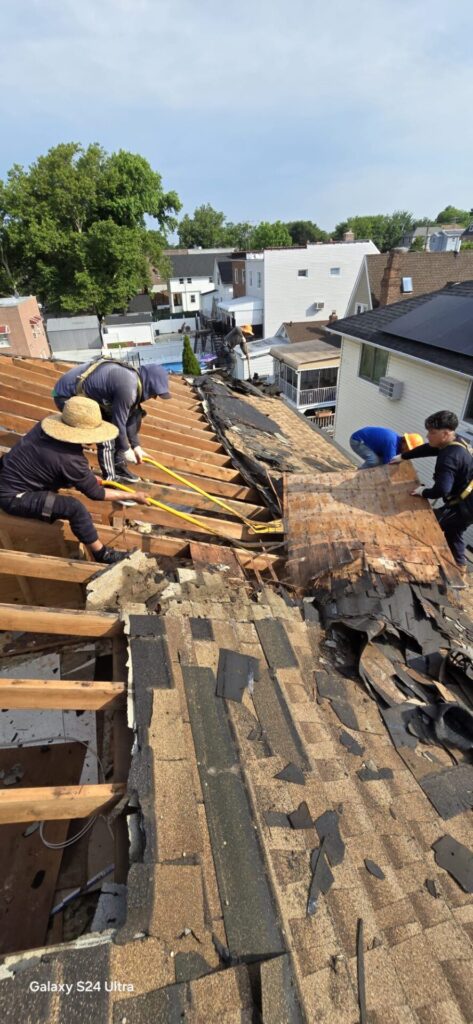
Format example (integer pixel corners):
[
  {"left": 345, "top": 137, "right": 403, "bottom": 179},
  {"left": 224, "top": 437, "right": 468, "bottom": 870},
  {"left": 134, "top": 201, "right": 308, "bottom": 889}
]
[{"left": 0, "top": 296, "right": 50, "bottom": 357}]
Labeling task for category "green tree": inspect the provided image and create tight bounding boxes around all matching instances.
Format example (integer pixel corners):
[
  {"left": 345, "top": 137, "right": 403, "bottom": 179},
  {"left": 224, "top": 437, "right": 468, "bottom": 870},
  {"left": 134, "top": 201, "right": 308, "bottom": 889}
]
[
  {"left": 333, "top": 211, "right": 414, "bottom": 252},
  {"left": 223, "top": 221, "right": 254, "bottom": 249},
  {"left": 249, "top": 220, "right": 293, "bottom": 249},
  {"left": 410, "top": 235, "right": 426, "bottom": 252},
  {"left": 182, "top": 334, "right": 201, "bottom": 375},
  {"left": 435, "top": 205, "right": 471, "bottom": 226},
  {"left": 285, "top": 220, "right": 328, "bottom": 245},
  {"left": 0, "top": 143, "right": 181, "bottom": 314},
  {"left": 178, "top": 204, "right": 227, "bottom": 248}
]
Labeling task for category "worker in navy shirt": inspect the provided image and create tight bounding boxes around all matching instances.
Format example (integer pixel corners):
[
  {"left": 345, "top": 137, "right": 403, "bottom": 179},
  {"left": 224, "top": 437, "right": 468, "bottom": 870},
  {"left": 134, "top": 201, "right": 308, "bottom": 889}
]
[
  {"left": 53, "top": 358, "right": 171, "bottom": 484},
  {"left": 0, "top": 397, "right": 149, "bottom": 565},
  {"left": 350, "top": 426, "right": 423, "bottom": 468},
  {"left": 391, "top": 409, "right": 473, "bottom": 575}
]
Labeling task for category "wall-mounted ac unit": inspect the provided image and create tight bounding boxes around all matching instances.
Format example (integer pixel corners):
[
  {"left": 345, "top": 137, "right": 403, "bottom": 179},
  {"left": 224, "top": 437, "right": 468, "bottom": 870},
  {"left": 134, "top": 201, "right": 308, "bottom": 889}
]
[
  {"left": 314, "top": 302, "right": 324, "bottom": 310},
  {"left": 378, "top": 376, "right": 404, "bottom": 400},
  {"left": 0, "top": 325, "right": 11, "bottom": 335}
]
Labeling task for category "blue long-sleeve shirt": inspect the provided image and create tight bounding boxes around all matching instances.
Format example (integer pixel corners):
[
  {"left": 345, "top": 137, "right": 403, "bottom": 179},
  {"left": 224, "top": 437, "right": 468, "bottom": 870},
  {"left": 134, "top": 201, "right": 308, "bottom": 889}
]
[
  {"left": 402, "top": 439, "right": 473, "bottom": 502},
  {"left": 351, "top": 427, "right": 403, "bottom": 464}
]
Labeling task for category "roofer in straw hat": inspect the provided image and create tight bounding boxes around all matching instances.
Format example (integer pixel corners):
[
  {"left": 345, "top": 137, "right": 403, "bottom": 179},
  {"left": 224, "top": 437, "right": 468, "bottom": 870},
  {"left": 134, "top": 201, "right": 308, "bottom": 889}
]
[
  {"left": 219, "top": 323, "right": 254, "bottom": 379},
  {"left": 349, "top": 425, "right": 424, "bottom": 469},
  {"left": 0, "top": 397, "right": 150, "bottom": 565}
]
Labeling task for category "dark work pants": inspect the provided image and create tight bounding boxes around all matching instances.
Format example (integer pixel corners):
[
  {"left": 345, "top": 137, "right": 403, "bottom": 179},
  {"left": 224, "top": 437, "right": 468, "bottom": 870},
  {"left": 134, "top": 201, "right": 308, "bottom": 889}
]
[
  {"left": 435, "top": 505, "right": 473, "bottom": 567},
  {"left": 0, "top": 491, "right": 99, "bottom": 545},
  {"left": 54, "top": 396, "right": 143, "bottom": 479}
]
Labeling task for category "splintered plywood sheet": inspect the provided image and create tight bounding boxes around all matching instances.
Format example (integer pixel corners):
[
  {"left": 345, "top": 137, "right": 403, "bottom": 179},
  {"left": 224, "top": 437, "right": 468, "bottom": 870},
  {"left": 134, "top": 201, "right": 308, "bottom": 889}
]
[
  {"left": 0, "top": 742, "right": 85, "bottom": 954},
  {"left": 284, "top": 461, "right": 460, "bottom": 588}
]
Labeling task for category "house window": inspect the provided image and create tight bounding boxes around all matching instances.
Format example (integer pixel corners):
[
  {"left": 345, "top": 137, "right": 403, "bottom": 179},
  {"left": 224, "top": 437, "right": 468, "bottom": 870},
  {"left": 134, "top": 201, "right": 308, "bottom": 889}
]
[
  {"left": 242, "top": 269, "right": 246, "bottom": 284},
  {"left": 187, "top": 277, "right": 192, "bottom": 283},
  {"left": 298, "top": 269, "right": 308, "bottom": 277},
  {"left": 401, "top": 277, "right": 413, "bottom": 293},
  {"left": 208, "top": 276, "right": 213, "bottom": 283},
  {"left": 463, "top": 385, "right": 473, "bottom": 424},
  {"left": 257, "top": 272, "right": 262, "bottom": 288},
  {"left": 359, "top": 344, "right": 388, "bottom": 385},
  {"left": 173, "top": 293, "right": 182, "bottom": 305},
  {"left": 235, "top": 269, "right": 239, "bottom": 283},
  {"left": 330, "top": 267, "right": 341, "bottom": 276},
  {"left": 190, "top": 294, "right": 196, "bottom": 304},
  {"left": 249, "top": 272, "right": 253, "bottom": 286},
  {"left": 179, "top": 278, "right": 184, "bottom": 284},
  {"left": 300, "top": 367, "right": 338, "bottom": 390},
  {"left": 356, "top": 303, "right": 368, "bottom": 314}
]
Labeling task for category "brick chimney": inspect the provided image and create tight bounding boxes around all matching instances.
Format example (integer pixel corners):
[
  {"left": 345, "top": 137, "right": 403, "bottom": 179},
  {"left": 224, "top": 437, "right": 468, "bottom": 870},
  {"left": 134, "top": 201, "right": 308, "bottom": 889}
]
[
  {"left": 379, "top": 249, "right": 404, "bottom": 306},
  {"left": 343, "top": 230, "right": 355, "bottom": 242}
]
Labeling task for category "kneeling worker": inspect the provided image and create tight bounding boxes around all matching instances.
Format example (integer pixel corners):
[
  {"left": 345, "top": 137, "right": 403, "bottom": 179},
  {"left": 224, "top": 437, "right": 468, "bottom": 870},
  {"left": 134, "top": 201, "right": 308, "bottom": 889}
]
[
  {"left": 53, "top": 358, "right": 171, "bottom": 484},
  {"left": 350, "top": 426, "right": 423, "bottom": 468},
  {"left": 0, "top": 397, "right": 150, "bottom": 566},
  {"left": 391, "top": 409, "right": 473, "bottom": 575}
]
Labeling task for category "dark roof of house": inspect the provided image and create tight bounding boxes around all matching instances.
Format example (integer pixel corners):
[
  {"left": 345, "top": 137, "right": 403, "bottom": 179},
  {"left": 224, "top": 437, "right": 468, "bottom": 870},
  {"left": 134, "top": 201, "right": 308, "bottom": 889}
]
[
  {"left": 366, "top": 251, "right": 473, "bottom": 307},
  {"left": 327, "top": 280, "right": 473, "bottom": 376},
  {"left": 127, "top": 294, "right": 153, "bottom": 314},
  {"left": 169, "top": 251, "right": 233, "bottom": 279},
  {"left": 281, "top": 320, "right": 336, "bottom": 344},
  {"left": 103, "top": 312, "right": 153, "bottom": 326},
  {"left": 217, "top": 260, "right": 233, "bottom": 284}
]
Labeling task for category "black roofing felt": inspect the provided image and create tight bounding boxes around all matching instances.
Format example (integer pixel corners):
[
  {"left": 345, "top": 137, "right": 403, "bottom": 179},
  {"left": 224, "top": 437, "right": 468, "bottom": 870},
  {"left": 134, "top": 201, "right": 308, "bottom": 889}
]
[{"left": 327, "top": 281, "right": 473, "bottom": 376}]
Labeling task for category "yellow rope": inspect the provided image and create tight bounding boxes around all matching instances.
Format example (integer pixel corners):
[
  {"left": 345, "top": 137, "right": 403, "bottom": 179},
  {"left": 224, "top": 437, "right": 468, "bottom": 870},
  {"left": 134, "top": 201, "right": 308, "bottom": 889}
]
[{"left": 141, "top": 456, "right": 283, "bottom": 534}]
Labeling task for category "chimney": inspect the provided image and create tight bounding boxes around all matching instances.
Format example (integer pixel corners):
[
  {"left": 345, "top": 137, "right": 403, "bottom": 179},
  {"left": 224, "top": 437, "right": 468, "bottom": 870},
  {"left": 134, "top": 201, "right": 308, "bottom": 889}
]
[
  {"left": 343, "top": 230, "right": 355, "bottom": 242},
  {"left": 379, "top": 249, "right": 404, "bottom": 306},
  {"left": 328, "top": 311, "right": 338, "bottom": 323}
]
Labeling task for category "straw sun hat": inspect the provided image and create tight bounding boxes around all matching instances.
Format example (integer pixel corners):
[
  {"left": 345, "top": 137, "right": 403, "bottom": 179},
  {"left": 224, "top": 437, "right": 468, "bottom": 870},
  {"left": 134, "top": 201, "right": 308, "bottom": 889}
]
[{"left": 42, "top": 397, "right": 119, "bottom": 445}]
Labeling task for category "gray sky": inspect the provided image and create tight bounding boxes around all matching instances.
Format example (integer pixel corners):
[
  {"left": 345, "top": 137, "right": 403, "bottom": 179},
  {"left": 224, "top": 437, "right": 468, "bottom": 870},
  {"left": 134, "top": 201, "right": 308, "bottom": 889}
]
[{"left": 2, "top": 0, "right": 472, "bottom": 229}]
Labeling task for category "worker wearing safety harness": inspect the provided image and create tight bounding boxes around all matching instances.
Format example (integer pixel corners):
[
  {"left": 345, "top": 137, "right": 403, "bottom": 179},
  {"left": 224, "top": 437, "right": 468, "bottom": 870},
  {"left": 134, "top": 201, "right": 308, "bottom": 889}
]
[
  {"left": 0, "top": 397, "right": 150, "bottom": 565},
  {"left": 391, "top": 410, "right": 473, "bottom": 575},
  {"left": 53, "top": 358, "right": 171, "bottom": 483}
]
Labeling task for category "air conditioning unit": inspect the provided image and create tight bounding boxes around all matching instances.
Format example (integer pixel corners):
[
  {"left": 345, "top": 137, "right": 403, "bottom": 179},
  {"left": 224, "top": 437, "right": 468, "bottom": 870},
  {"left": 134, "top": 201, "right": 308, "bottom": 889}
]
[
  {"left": 378, "top": 376, "right": 404, "bottom": 400},
  {"left": 0, "top": 325, "right": 10, "bottom": 335},
  {"left": 314, "top": 302, "right": 324, "bottom": 310}
]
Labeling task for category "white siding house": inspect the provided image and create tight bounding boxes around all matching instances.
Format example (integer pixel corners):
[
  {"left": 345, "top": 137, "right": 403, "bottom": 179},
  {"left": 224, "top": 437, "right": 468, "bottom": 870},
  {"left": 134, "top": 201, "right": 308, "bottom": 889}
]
[{"left": 262, "top": 241, "right": 379, "bottom": 337}]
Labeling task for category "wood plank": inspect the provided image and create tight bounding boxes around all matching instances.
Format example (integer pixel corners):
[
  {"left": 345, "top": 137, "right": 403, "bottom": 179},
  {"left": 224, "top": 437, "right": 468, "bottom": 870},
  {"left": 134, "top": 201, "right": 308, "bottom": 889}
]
[
  {"left": 112, "top": 506, "right": 248, "bottom": 540},
  {"left": 0, "top": 410, "right": 36, "bottom": 433},
  {"left": 0, "top": 395, "right": 52, "bottom": 419},
  {"left": 0, "top": 603, "right": 121, "bottom": 637},
  {"left": 0, "top": 678, "right": 124, "bottom": 710},
  {"left": 0, "top": 548, "right": 105, "bottom": 583},
  {"left": 0, "top": 783, "right": 125, "bottom": 824},
  {"left": 0, "top": 743, "right": 86, "bottom": 954},
  {"left": 0, "top": 510, "right": 280, "bottom": 568}
]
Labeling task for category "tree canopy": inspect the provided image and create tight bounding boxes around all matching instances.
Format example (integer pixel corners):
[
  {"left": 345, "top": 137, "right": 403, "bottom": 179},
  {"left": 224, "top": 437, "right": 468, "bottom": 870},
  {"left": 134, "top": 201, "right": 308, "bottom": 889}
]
[
  {"left": 435, "top": 205, "right": 472, "bottom": 226},
  {"left": 177, "top": 205, "right": 294, "bottom": 251},
  {"left": 0, "top": 143, "right": 181, "bottom": 315},
  {"left": 333, "top": 211, "right": 415, "bottom": 251},
  {"left": 248, "top": 220, "right": 293, "bottom": 249},
  {"left": 285, "top": 220, "right": 328, "bottom": 245}
]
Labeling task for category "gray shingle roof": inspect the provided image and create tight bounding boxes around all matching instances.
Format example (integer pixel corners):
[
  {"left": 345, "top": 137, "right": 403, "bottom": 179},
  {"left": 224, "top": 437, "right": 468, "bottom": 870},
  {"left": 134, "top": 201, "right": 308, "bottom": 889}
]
[
  {"left": 170, "top": 251, "right": 233, "bottom": 279},
  {"left": 327, "top": 280, "right": 473, "bottom": 376}
]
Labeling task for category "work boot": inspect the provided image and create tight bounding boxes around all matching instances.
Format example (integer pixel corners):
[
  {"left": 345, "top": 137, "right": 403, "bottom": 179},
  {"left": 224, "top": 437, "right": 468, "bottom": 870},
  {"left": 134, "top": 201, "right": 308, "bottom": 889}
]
[
  {"left": 115, "top": 466, "right": 141, "bottom": 483},
  {"left": 93, "top": 546, "right": 130, "bottom": 565}
]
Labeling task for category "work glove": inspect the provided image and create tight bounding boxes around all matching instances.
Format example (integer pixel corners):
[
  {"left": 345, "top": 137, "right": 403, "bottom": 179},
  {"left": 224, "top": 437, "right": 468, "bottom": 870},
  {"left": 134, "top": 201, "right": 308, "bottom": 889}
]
[
  {"left": 389, "top": 455, "right": 402, "bottom": 464},
  {"left": 411, "top": 486, "right": 425, "bottom": 497},
  {"left": 134, "top": 445, "right": 147, "bottom": 463},
  {"left": 124, "top": 447, "right": 137, "bottom": 463}
]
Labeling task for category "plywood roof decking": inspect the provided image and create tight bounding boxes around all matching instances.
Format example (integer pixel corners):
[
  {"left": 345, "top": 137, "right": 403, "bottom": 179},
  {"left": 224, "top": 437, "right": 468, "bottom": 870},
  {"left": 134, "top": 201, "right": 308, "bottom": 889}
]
[{"left": 284, "top": 459, "right": 462, "bottom": 589}]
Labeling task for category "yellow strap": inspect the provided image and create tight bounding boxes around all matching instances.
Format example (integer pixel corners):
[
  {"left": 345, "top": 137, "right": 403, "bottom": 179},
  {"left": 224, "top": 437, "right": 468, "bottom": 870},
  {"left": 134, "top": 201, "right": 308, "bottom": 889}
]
[
  {"left": 102, "top": 476, "right": 283, "bottom": 537},
  {"left": 142, "top": 456, "right": 283, "bottom": 534},
  {"left": 77, "top": 358, "right": 143, "bottom": 402},
  {"left": 459, "top": 479, "right": 473, "bottom": 501}
]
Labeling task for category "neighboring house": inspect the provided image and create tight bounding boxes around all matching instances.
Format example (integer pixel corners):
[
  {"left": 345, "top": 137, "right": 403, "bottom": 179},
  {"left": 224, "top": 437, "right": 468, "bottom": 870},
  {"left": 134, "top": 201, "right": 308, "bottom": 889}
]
[
  {"left": 346, "top": 250, "right": 473, "bottom": 315},
  {"left": 102, "top": 312, "right": 154, "bottom": 348},
  {"left": 127, "top": 294, "right": 153, "bottom": 316},
  {"left": 462, "top": 223, "right": 473, "bottom": 243},
  {"left": 275, "top": 318, "right": 338, "bottom": 343},
  {"left": 233, "top": 241, "right": 378, "bottom": 337},
  {"left": 216, "top": 295, "right": 264, "bottom": 333},
  {"left": 167, "top": 250, "right": 233, "bottom": 314},
  {"left": 401, "top": 225, "right": 464, "bottom": 251},
  {"left": 232, "top": 337, "right": 286, "bottom": 381},
  {"left": 270, "top": 337, "right": 341, "bottom": 431},
  {"left": 200, "top": 258, "right": 233, "bottom": 319},
  {"left": 0, "top": 296, "right": 50, "bottom": 358},
  {"left": 327, "top": 283, "right": 473, "bottom": 534},
  {"left": 46, "top": 315, "right": 101, "bottom": 360}
]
